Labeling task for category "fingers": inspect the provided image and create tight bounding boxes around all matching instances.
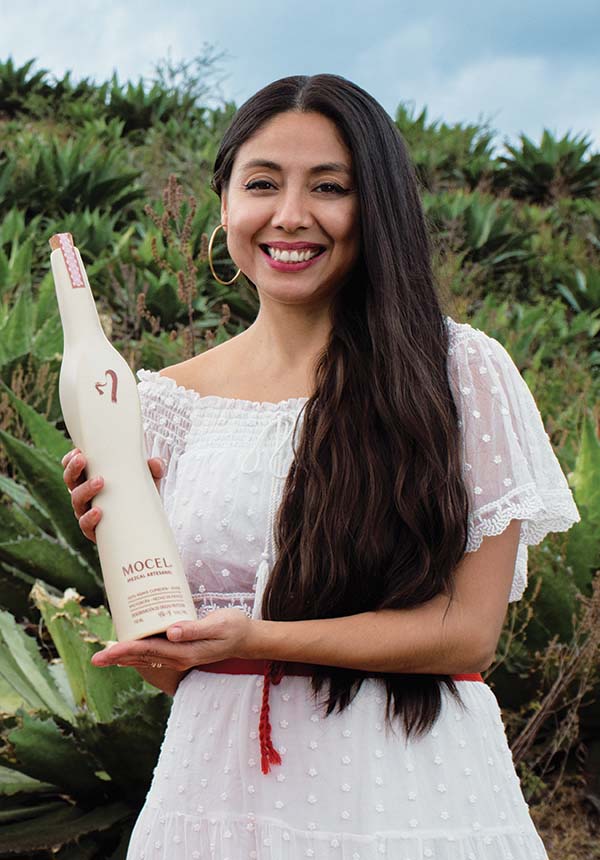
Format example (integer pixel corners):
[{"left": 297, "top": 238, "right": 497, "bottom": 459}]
[
  {"left": 92, "top": 637, "right": 177, "bottom": 669},
  {"left": 60, "top": 449, "right": 166, "bottom": 542},
  {"left": 62, "top": 448, "right": 87, "bottom": 494},
  {"left": 61, "top": 448, "right": 103, "bottom": 542},
  {"left": 77, "top": 507, "right": 101, "bottom": 543},
  {"left": 166, "top": 620, "right": 209, "bottom": 642},
  {"left": 148, "top": 457, "right": 166, "bottom": 492}
]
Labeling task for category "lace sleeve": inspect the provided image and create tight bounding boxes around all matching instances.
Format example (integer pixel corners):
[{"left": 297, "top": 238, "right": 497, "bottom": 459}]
[
  {"left": 136, "top": 369, "right": 192, "bottom": 509},
  {"left": 447, "top": 323, "right": 580, "bottom": 601}
]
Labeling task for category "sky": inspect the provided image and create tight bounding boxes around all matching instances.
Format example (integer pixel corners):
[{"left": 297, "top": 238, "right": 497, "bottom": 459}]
[{"left": 1, "top": 0, "right": 599, "bottom": 155}]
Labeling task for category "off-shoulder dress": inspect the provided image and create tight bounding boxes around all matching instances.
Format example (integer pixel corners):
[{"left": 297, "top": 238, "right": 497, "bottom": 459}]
[{"left": 126, "top": 317, "right": 580, "bottom": 860}]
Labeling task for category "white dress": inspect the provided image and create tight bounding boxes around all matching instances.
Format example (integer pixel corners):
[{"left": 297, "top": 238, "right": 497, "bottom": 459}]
[{"left": 126, "top": 317, "right": 580, "bottom": 860}]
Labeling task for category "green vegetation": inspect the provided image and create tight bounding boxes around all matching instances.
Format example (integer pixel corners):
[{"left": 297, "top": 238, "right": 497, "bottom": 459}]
[{"left": 0, "top": 55, "right": 599, "bottom": 858}]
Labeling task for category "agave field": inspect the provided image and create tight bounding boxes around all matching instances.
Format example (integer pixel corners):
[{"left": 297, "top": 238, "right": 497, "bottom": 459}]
[{"left": 0, "top": 56, "right": 599, "bottom": 858}]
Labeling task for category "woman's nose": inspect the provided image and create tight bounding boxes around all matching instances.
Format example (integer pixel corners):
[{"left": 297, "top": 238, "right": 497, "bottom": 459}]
[{"left": 271, "top": 189, "right": 313, "bottom": 232}]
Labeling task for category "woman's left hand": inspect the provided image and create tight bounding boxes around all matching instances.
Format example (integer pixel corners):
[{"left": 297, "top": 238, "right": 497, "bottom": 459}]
[{"left": 91, "top": 608, "right": 254, "bottom": 671}]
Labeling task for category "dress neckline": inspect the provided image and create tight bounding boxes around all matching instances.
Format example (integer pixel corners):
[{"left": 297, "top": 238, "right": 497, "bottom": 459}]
[
  {"left": 136, "top": 368, "right": 310, "bottom": 412},
  {"left": 137, "top": 317, "right": 462, "bottom": 413}
]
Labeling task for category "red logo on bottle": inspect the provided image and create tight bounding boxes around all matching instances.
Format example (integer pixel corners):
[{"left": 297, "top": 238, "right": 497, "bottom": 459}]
[{"left": 95, "top": 369, "right": 118, "bottom": 402}]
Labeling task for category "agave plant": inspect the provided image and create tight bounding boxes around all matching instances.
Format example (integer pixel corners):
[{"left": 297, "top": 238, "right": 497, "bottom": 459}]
[
  {"left": 44, "top": 73, "right": 109, "bottom": 125},
  {"left": 0, "top": 386, "right": 103, "bottom": 612},
  {"left": 468, "top": 294, "right": 600, "bottom": 375},
  {"left": 494, "top": 129, "right": 600, "bottom": 204},
  {"left": 424, "top": 190, "right": 533, "bottom": 280},
  {"left": 556, "top": 266, "right": 600, "bottom": 314},
  {"left": 0, "top": 209, "right": 41, "bottom": 299},
  {"left": 1, "top": 131, "right": 145, "bottom": 221},
  {"left": 527, "top": 411, "right": 600, "bottom": 646},
  {"left": 395, "top": 101, "right": 498, "bottom": 193},
  {"left": 566, "top": 413, "right": 600, "bottom": 592},
  {"left": 105, "top": 75, "right": 185, "bottom": 136},
  {"left": 0, "top": 57, "right": 49, "bottom": 118},
  {"left": 0, "top": 274, "right": 65, "bottom": 375},
  {"left": 0, "top": 582, "right": 170, "bottom": 859}
]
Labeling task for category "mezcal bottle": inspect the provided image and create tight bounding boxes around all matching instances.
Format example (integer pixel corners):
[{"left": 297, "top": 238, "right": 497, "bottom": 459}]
[{"left": 50, "top": 232, "right": 196, "bottom": 640}]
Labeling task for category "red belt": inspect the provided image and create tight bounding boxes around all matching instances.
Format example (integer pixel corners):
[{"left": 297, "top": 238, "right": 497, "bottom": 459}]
[{"left": 197, "top": 658, "right": 483, "bottom": 775}]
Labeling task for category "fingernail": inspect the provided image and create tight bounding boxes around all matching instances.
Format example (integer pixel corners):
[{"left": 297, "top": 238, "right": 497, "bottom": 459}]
[
  {"left": 91, "top": 477, "right": 103, "bottom": 489},
  {"left": 168, "top": 626, "right": 182, "bottom": 641}
]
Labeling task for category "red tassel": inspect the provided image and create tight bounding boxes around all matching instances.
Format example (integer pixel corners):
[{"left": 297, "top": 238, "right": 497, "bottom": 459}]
[{"left": 259, "top": 661, "right": 285, "bottom": 774}]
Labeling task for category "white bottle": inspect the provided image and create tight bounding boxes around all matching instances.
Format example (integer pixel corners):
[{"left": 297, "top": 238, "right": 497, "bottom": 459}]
[{"left": 49, "top": 232, "right": 197, "bottom": 640}]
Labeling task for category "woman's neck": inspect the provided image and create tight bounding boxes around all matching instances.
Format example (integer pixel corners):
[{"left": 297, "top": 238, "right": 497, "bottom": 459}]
[{"left": 240, "top": 306, "right": 332, "bottom": 376}]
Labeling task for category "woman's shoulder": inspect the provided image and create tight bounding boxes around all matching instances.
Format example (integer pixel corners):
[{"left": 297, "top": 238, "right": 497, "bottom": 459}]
[
  {"left": 445, "top": 315, "right": 489, "bottom": 350},
  {"left": 137, "top": 336, "right": 240, "bottom": 402},
  {"left": 444, "top": 315, "right": 512, "bottom": 368},
  {"left": 153, "top": 339, "right": 232, "bottom": 394}
]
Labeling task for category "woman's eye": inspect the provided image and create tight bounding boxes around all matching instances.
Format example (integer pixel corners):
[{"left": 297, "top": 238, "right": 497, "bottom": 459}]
[
  {"left": 244, "top": 179, "right": 275, "bottom": 191},
  {"left": 243, "top": 179, "right": 348, "bottom": 194},
  {"left": 315, "top": 182, "right": 347, "bottom": 194}
]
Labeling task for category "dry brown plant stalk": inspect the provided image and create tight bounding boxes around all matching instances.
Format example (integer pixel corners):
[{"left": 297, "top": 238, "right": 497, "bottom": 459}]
[
  {"left": 144, "top": 173, "right": 208, "bottom": 360},
  {"left": 511, "top": 574, "right": 600, "bottom": 786},
  {"left": 485, "top": 577, "right": 541, "bottom": 680}
]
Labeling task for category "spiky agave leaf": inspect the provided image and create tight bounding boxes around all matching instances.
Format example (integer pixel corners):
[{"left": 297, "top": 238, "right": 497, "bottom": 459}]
[
  {"left": 31, "top": 582, "right": 144, "bottom": 722},
  {"left": 0, "top": 610, "right": 73, "bottom": 721}
]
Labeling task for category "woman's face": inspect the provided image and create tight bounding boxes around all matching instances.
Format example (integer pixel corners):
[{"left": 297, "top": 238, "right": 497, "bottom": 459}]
[{"left": 221, "top": 111, "right": 361, "bottom": 307}]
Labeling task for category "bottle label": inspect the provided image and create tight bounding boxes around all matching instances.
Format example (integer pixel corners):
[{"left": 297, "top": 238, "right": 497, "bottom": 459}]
[
  {"left": 121, "top": 558, "right": 189, "bottom": 626},
  {"left": 55, "top": 233, "right": 86, "bottom": 289},
  {"left": 128, "top": 585, "right": 190, "bottom": 625},
  {"left": 95, "top": 369, "right": 119, "bottom": 402},
  {"left": 122, "top": 556, "right": 174, "bottom": 577}
]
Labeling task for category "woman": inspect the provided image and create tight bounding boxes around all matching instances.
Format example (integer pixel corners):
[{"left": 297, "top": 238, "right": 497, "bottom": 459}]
[{"left": 63, "top": 74, "right": 579, "bottom": 859}]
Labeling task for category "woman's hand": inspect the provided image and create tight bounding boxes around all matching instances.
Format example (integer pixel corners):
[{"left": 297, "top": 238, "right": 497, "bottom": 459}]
[
  {"left": 61, "top": 447, "right": 166, "bottom": 542},
  {"left": 90, "top": 608, "right": 255, "bottom": 672},
  {"left": 133, "top": 665, "right": 187, "bottom": 697}
]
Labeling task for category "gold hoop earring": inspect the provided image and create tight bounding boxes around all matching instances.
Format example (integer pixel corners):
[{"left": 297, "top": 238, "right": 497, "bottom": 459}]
[{"left": 207, "top": 224, "right": 241, "bottom": 286}]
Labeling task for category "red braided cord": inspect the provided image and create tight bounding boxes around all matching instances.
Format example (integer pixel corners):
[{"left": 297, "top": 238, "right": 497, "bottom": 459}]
[
  {"left": 259, "top": 661, "right": 286, "bottom": 774},
  {"left": 197, "top": 659, "right": 483, "bottom": 776}
]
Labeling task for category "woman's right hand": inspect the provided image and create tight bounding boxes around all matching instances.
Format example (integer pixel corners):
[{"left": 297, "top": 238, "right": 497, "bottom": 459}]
[{"left": 61, "top": 448, "right": 166, "bottom": 543}]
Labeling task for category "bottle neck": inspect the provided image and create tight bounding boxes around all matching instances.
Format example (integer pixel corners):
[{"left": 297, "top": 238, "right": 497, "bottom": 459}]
[
  {"left": 51, "top": 248, "right": 109, "bottom": 348},
  {"left": 56, "top": 284, "right": 108, "bottom": 348}
]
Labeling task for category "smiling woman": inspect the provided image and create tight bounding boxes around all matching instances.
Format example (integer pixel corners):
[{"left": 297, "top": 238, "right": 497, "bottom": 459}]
[
  {"left": 64, "top": 73, "right": 580, "bottom": 860},
  {"left": 219, "top": 110, "right": 360, "bottom": 300}
]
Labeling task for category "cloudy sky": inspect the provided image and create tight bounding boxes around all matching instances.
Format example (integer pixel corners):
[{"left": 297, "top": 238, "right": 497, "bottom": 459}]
[{"left": 2, "top": 0, "right": 599, "bottom": 154}]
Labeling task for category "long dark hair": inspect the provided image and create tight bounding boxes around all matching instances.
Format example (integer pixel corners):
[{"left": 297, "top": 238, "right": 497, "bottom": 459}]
[{"left": 211, "top": 74, "right": 470, "bottom": 738}]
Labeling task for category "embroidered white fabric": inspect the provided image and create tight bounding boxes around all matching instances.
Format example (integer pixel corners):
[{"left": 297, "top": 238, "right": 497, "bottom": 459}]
[
  {"left": 126, "top": 316, "right": 579, "bottom": 860},
  {"left": 136, "top": 316, "right": 579, "bottom": 611},
  {"left": 447, "top": 320, "right": 579, "bottom": 600}
]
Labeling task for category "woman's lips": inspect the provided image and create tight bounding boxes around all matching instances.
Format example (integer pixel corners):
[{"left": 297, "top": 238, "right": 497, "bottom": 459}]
[{"left": 259, "top": 245, "right": 326, "bottom": 272}]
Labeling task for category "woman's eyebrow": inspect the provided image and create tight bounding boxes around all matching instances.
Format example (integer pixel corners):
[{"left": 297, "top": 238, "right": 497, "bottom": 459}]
[{"left": 240, "top": 159, "right": 352, "bottom": 175}]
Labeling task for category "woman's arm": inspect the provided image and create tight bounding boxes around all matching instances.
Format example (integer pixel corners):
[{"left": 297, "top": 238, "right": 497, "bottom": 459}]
[
  {"left": 245, "top": 519, "right": 522, "bottom": 674},
  {"left": 92, "top": 521, "right": 521, "bottom": 676}
]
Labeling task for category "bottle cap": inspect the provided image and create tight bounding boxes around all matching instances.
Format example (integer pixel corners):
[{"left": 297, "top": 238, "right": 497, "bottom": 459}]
[{"left": 49, "top": 232, "right": 74, "bottom": 250}]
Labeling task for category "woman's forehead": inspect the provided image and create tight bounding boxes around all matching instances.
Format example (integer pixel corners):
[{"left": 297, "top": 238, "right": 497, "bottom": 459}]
[{"left": 232, "top": 111, "right": 352, "bottom": 172}]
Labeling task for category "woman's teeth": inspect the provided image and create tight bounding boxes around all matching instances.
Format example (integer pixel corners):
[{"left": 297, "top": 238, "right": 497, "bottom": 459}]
[{"left": 266, "top": 246, "right": 322, "bottom": 263}]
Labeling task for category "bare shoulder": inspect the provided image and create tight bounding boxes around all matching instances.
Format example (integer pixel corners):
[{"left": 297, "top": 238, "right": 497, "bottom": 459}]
[
  {"left": 158, "top": 328, "right": 314, "bottom": 401},
  {"left": 158, "top": 335, "right": 244, "bottom": 397}
]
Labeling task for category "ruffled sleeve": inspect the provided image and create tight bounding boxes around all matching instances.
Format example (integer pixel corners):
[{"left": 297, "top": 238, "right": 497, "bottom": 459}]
[
  {"left": 136, "top": 369, "right": 193, "bottom": 509},
  {"left": 447, "top": 320, "right": 580, "bottom": 601}
]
